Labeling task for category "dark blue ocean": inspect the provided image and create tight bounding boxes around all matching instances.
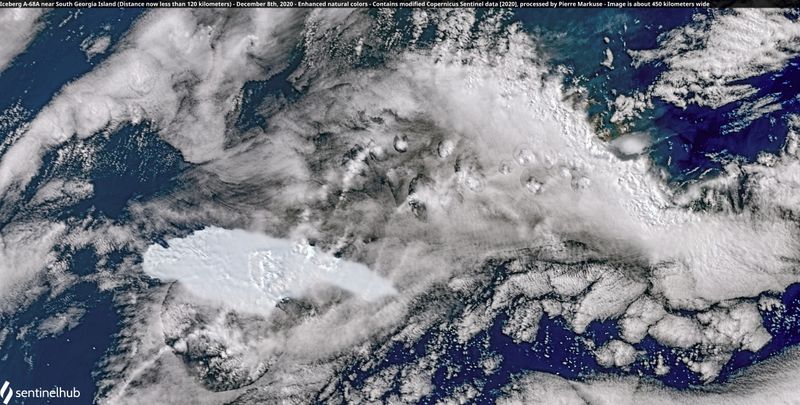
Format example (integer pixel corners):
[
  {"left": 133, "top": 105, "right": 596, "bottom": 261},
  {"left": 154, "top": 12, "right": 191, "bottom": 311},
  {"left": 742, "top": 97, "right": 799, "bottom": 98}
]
[
  {"left": 0, "top": 8, "right": 799, "bottom": 404},
  {"left": 0, "top": 8, "right": 178, "bottom": 404}
]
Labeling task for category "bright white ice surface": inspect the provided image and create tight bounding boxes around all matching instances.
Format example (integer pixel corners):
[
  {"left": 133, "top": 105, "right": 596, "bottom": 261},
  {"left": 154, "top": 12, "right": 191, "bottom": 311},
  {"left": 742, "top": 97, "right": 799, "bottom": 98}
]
[{"left": 143, "top": 227, "right": 397, "bottom": 315}]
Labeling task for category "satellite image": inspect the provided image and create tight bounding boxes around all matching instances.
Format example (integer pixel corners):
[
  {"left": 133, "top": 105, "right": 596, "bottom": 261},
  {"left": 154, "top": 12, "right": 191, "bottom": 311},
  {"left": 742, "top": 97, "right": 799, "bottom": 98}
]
[{"left": 0, "top": 4, "right": 799, "bottom": 404}]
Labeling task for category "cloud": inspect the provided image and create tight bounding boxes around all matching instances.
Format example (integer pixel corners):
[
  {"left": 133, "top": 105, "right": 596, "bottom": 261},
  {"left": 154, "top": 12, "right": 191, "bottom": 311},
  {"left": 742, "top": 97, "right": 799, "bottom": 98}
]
[
  {"left": 502, "top": 344, "right": 800, "bottom": 405},
  {"left": 0, "top": 9, "right": 306, "bottom": 206},
  {"left": 88, "top": 8, "right": 800, "bottom": 402},
  {"left": 3, "top": 7, "right": 800, "bottom": 403},
  {"left": 630, "top": 9, "right": 800, "bottom": 109},
  {"left": 36, "top": 306, "right": 86, "bottom": 337},
  {"left": 0, "top": 9, "right": 45, "bottom": 74},
  {"left": 0, "top": 220, "right": 66, "bottom": 312},
  {"left": 80, "top": 34, "right": 111, "bottom": 61}
]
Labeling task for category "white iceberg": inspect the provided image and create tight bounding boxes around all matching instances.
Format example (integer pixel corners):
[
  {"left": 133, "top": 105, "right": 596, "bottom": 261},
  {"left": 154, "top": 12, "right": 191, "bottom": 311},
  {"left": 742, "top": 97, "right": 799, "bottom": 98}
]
[{"left": 143, "top": 226, "right": 397, "bottom": 316}]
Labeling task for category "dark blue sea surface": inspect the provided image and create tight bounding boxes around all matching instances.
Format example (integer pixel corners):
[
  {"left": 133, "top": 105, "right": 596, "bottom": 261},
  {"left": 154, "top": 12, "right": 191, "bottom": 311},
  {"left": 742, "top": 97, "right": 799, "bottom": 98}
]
[
  {"left": 0, "top": 9, "right": 178, "bottom": 402},
  {"left": 337, "top": 284, "right": 800, "bottom": 404},
  {"left": 0, "top": 9, "right": 144, "bottom": 145},
  {"left": 2, "top": 8, "right": 800, "bottom": 401},
  {"left": 64, "top": 124, "right": 186, "bottom": 220},
  {"left": 0, "top": 275, "right": 119, "bottom": 404},
  {"left": 517, "top": 9, "right": 800, "bottom": 185},
  {"left": 649, "top": 56, "right": 800, "bottom": 184}
]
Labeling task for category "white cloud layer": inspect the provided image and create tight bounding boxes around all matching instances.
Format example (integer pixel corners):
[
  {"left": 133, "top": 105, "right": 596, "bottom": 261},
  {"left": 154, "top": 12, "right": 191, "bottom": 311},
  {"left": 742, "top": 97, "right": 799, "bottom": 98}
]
[
  {"left": 2, "top": 7, "right": 800, "bottom": 404},
  {"left": 630, "top": 9, "right": 800, "bottom": 109},
  {"left": 0, "top": 9, "right": 305, "bottom": 202},
  {"left": 90, "top": 8, "right": 800, "bottom": 402},
  {"left": 502, "top": 345, "right": 800, "bottom": 405},
  {"left": 0, "top": 9, "right": 45, "bottom": 73}
]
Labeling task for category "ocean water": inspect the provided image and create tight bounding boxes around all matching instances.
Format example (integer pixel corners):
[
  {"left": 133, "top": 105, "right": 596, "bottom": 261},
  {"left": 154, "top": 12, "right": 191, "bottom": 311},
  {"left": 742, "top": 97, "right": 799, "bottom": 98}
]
[
  {"left": 333, "top": 263, "right": 792, "bottom": 403},
  {"left": 649, "top": 55, "right": 800, "bottom": 184},
  {"left": 0, "top": 9, "right": 144, "bottom": 143},
  {"left": 0, "top": 9, "right": 171, "bottom": 402},
  {"left": 0, "top": 271, "right": 119, "bottom": 404},
  {"left": 2, "top": 8, "right": 800, "bottom": 401},
  {"left": 330, "top": 9, "right": 800, "bottom": 398}
]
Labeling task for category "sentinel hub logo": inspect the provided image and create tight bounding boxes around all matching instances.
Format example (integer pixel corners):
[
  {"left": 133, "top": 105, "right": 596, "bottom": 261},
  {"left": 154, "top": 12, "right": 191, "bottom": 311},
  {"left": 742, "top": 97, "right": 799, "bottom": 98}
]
[
  {"left": 1, "top": 381, "right": 11, "bottom": 405},
  {"left": 0, "top": 381, "right": 80, "bottom": 404}
]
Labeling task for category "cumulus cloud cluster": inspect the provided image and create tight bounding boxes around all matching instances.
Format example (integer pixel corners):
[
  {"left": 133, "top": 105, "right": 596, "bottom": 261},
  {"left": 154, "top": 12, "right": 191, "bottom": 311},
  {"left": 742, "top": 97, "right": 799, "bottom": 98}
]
[
  {"left": 607, "top": 9, "right": 800, "bottom": 134},
  {"left": 2, "top": 6, "right": 800, "bottom": 405},
  {"left": 630, "top": 9, "right": 800, "bottom": 109},
  {"left": 108, "top": 8, "right": 800, "bottom": 402},
  {"left": 500, "top": 345, "right": 800, "bottom": 405}
]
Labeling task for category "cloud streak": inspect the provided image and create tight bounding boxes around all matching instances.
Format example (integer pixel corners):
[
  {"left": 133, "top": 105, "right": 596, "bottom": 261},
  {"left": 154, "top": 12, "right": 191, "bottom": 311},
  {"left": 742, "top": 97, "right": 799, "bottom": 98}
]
[
  {"left": 0, "top": 9, "right": 45, "bottom": 74},
  {"left": 2, "top": 7, "right": 800, "bottom": 404}
]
